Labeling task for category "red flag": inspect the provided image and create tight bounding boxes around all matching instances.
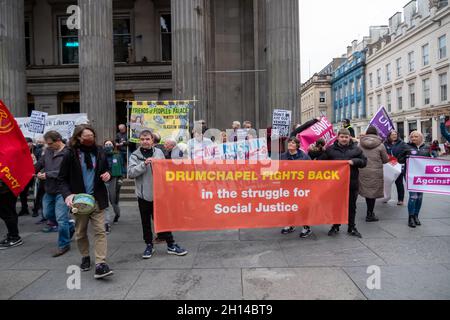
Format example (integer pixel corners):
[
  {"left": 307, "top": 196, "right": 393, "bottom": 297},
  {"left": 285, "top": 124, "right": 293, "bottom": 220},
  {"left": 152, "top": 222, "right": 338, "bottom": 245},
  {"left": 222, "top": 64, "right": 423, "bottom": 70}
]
[{"left": 0, "top": 100, "right": 35, "bottom": 196}]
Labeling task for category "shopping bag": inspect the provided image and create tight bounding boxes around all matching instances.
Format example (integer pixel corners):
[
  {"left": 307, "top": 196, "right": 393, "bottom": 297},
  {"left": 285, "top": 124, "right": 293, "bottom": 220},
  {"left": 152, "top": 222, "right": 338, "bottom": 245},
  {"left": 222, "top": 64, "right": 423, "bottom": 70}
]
[{"left": 383, "top": 161, "right": 402, "bottom": 202}]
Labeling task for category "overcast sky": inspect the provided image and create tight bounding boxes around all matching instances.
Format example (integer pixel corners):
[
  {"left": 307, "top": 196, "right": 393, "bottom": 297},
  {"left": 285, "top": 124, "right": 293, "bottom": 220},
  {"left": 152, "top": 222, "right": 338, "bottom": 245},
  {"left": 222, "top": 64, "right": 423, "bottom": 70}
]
[{"left": 300, "top": 0, "right": 409, "bottom": 82}]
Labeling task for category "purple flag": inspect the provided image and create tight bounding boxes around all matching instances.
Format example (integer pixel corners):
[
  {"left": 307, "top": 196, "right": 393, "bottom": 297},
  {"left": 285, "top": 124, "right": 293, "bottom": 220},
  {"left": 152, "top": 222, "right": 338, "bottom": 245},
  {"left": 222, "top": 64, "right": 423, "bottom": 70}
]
[{"left": 368, "top": 106, "right": 394, "bottom": 141}]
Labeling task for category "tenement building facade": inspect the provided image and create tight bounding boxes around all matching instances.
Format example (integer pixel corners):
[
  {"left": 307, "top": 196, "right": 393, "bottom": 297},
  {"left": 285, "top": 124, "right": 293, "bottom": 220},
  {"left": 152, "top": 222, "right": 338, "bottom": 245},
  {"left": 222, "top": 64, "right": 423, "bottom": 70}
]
[{"left": 366, "top": 0, "right": 449, "bottom": 142}]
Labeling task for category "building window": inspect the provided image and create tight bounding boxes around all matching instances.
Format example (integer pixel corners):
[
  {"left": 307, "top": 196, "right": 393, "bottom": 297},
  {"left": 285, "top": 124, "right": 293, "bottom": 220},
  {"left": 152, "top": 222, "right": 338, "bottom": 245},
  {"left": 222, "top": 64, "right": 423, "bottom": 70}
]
[
  {"left": 113, "top": 16, "right": 132, "bottom": 63},
  {"left": 440, "top": 73, "right": 448, "bottom": 102},
  {"left": 160, "top": 13, "right": 172, "bottom": 61},
  {"left": 377, "top": 94, "right": 382, "bottom": 109},
  {"left": 350, "top": 82, "right": 355, "bottom": 95},
  {"left": 357, "top": 101, "right": 363, "bottom": 119},
  {"left": 58, "top": 17, "right": 79, "bottom": 65},
  {"left": 369, "top": 73, "right": 373, "bottom": 88},
  {"left": 409, "top": 83, "right": 416, "bottom": 109},
  {"left": 386, "top": 91, "right": 392, "bottom": 112},
  {"left": 409, "top": 121, "right": 417, "bottom": 136},
  {"left": 397, "top": 87, "right": 403, "bottom": 111},
  {"left": 439, "top": 35, "right": 447, "bottom": 60},
  {"left": 357, "top": 78, "right": 362, "bottom": 93},
  {"left": 422, "top": 119, "right": 433, "bottom": 143},
  {"left": 396, "top": 58, "right": 402, "bottom": 77},
  {"left": 25, "top": 19, "right": 32, "bottom": 66},
  {"left": 422, "top": 44, "right": 430, "bottom": 66},
  {"left": 319, "top": 91, "right": 326, "bottom": 103},
  {"left": 377, "top": 69, "right": 381, "bottom": 85},
  {"left": 423, "top": 79, "right": 430, "bottom": 105},
  {"left": 369, "top": 97, "right": 373, "bottom": 116},
  {"left": 386, "top": 63, "right": 391, "bottom": 81},
  {"left": 408, "top": 51, "right": 415, "bottom": 72}
]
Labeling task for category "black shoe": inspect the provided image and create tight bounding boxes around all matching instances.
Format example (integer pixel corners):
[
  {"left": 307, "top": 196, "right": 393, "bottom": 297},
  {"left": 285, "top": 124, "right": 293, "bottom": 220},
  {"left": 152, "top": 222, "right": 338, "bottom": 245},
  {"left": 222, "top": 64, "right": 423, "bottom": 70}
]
[
  {"left": 113, "top": 215, "right": 120, "bottom": 225},
  {"left": 80, "top": 256, "right": 91, "bottom": 271},
  {"left": 299, "top": 227, "right": 313, "bottom": 238},
  {"left": 413, "top": 215, "right": 421, "bottom": 226},
  {"left": 0, "top": 237, "right": 23, "bottom": 250},
  {"left": 94, "top": 263, "right": 114, "bottom": 279},
  {"left": 31, "top": 210, "right": 39, "bottom": 218},
  {"left": 328, "top": 226, "right": 340, "bottom": 236},
  {"left": 105, "top": 224, "right": 111, "bottom": 235},
  {"left": 281, "top": 226, "right": 296, "bottom": 235},
  {"left": 348, "top": 227, "right": 362, "bottom": 238},
  {"left": 18, "top": 209, "right": 30, "bottom": 216},
  {"left": 366, "top": 212, "right": 379, "bottom": 222},
  {"left": 408, "top": 216, "right": 416, "bottom": 228}
]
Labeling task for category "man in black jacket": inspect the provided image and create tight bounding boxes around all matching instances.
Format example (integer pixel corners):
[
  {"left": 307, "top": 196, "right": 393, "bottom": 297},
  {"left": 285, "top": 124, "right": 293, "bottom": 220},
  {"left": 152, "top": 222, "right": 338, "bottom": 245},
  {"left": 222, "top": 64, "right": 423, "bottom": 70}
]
[
  {"left": 319, "top": 129, "right": 367, "bottom": 238},
  {"left": 58, "top": 125, "right": 113, "bottom": 279}
]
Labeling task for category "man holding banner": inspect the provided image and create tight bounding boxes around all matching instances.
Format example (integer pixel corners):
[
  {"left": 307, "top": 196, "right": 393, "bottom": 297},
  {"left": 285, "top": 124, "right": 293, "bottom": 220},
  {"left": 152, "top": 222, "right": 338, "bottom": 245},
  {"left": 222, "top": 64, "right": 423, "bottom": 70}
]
[
  {"left": 319, "top": 129, "right": 367, "bottom": 238},
  {"left": 128, "top": 130, "right": 188, "bottom": 259},
  {"left": 0, "top": 101, "right": 35, "bottom": 250}
]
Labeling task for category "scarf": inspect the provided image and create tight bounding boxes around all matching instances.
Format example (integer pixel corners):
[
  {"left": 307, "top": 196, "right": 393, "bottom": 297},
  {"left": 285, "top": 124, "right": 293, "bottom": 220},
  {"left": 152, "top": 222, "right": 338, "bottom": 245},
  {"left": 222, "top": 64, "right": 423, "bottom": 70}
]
[
  {"left": 140, "top": 147, "right": 154, "bottom": 159},
  {"left": 79, "top": 144, "right": 98, "bottom": 170}
]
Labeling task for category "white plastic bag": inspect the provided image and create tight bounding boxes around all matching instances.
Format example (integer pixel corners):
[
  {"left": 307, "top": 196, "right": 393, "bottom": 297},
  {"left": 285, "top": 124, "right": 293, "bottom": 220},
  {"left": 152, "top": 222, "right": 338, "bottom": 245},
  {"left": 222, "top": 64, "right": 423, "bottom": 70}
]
[{"left": 383, "top": 162, "right": 402, "bottom": 202}]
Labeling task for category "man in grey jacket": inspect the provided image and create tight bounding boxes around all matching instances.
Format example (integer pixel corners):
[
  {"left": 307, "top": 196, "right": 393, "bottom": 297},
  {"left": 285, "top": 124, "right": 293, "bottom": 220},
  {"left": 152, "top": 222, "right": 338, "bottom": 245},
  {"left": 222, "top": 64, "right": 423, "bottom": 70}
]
[
  {"left": 128, "top": 130, "right": 188, "bottom": 259},
  {"left": 35, "top": 131, "right": 74, "bottom": 257}
]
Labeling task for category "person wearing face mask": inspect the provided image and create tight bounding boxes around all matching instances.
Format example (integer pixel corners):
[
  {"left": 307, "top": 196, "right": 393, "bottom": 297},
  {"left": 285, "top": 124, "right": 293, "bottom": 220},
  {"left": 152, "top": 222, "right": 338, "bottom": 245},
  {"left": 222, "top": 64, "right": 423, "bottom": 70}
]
[
  {"left": 103, "top": 140, "right": 123, "bottom": 233},
  {"left": 398, "top": 131, "right": 431, "bottom": 228},
  {"left": 58, "top": 125, "right": 113, "bottom": 279},
  {"left": 128, "top": 130, "right": 188, "bottom": 260},
  {"left": 35, "top": 131, "right": 75, "bottom": 257}
]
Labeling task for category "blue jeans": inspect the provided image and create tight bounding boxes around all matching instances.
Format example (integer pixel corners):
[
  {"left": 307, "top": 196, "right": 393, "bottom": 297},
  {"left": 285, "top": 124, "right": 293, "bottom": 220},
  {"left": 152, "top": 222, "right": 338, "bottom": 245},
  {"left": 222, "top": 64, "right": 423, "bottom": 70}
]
[
  {"left": 408, "top": 192, "right": 424, "bottom": 217},
  {"left": 43, "top": 194, "right": 74, "bottom": 249}
]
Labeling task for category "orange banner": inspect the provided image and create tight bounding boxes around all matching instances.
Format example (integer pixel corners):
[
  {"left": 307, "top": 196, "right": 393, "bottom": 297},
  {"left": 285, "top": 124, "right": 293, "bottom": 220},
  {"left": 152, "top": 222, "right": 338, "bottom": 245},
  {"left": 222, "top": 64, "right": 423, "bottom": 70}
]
[{"left": 153, "top": 160, "right": 350, "bottom": 233}]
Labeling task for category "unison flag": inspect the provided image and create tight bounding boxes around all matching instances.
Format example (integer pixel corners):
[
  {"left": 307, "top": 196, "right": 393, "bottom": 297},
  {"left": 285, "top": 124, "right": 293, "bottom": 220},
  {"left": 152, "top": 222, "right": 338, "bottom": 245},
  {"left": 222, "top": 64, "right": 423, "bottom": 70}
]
[{"left": 369, "top": 106, "right": 394, "bottom": 141}]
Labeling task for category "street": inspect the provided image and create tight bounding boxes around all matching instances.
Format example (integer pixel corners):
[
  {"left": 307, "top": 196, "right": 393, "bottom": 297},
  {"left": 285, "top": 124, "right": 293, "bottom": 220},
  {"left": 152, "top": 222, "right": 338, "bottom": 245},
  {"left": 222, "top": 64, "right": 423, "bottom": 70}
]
[{"left": 1, "top": 193, "right": 450, "bottom": 300}]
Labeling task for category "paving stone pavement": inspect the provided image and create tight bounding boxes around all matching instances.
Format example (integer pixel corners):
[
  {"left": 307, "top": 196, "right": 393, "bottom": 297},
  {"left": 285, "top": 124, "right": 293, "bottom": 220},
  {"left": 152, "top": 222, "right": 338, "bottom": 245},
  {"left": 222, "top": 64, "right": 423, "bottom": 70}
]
[{"left": 1, "top": 193, "right": 449, "bottom": 300}]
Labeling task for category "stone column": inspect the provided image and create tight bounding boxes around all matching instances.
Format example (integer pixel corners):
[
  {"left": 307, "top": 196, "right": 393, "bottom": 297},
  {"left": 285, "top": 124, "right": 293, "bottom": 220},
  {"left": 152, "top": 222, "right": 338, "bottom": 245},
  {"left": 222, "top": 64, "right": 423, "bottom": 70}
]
[
  {"left": 266, "top": 0, "right": 301, "bottom": 123},
  {"left": 0, "top": 0, "right": 27, "bottom": 116},
  {"left": 171, "top": 0, "right": 207, "bottom": 121},
  {"left": 78, "top": 0, "right": 115, "bottom": 142}
]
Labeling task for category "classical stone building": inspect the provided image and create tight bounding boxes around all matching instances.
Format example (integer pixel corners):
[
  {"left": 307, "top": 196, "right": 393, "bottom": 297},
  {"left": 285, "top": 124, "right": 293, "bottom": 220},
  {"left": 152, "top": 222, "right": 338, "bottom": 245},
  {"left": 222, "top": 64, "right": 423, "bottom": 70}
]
[
  {"left": 366, "top": 0, "right": 449, "bottom": 142},
  {"left": 0, "top": 0, "right": 300, "bottom": 141}
]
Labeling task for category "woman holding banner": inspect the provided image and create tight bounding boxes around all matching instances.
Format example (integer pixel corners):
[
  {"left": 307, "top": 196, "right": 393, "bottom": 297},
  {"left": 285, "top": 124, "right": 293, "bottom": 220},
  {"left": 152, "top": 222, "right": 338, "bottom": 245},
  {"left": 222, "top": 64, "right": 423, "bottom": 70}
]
[
  {"left": 398, "top": 131, "right": 431, "bottom": 228},
  {"left": 359, "top": 127, "right": 389, "bottom": 222},
  {"left": 280, "top": 138, "right": 313, "bottom": 238},
  {"left": 384, "top": 131, "right": 407, "bottom": 206}
]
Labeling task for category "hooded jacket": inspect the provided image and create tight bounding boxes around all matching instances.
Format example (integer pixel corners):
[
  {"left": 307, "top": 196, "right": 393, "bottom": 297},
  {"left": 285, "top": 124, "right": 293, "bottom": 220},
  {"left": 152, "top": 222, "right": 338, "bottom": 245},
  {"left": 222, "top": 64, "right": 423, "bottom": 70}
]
[{"left": 359, "top": 134, "right": 389, "bottom": 199}]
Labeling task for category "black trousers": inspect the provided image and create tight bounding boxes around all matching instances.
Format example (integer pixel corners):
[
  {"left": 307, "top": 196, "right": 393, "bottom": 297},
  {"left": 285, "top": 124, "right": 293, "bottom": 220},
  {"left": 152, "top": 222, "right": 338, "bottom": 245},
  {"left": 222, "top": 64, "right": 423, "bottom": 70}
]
[
  {"left": 137, "top": 198, "right": 174, "bottom": 246},
  {"left": 395, "top": 172, "right": 405, "bottom": 202},
  {"left": 18, "top": 179, "right": 33, "bottom": 211},
  {"left": 33, "top": 180, "right": 45, "bottom": 215},
  {"left": 334, "top": 188, "right": 358, "bottom": 229},
  {"left": 366, "top": 198, "right": 376, "bottom": 214},
  {"left": 0, "top": 191, "right": 20, "bottom": 239}
]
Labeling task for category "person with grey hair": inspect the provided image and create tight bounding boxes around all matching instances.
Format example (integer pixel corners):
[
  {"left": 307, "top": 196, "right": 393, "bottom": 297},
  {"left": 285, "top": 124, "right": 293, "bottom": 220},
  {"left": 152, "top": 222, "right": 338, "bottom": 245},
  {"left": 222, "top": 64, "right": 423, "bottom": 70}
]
[
  {"left": 229, "top": 121, "right": 242, "bottom": 142},
  {"left": 163, "top": 139, "right": 184, "bottom": 159},
  {"left": 398, "top": 131, "right": 431, "bottom": 228}
]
